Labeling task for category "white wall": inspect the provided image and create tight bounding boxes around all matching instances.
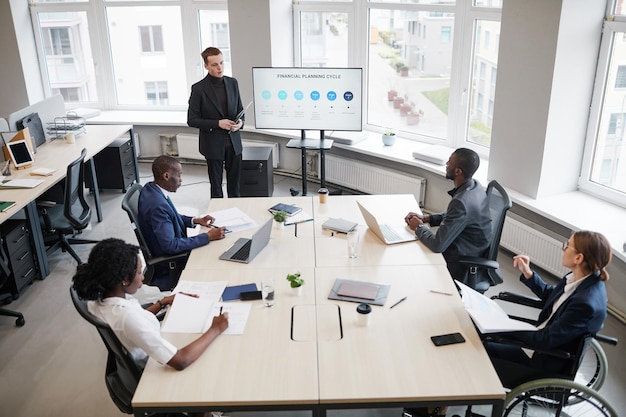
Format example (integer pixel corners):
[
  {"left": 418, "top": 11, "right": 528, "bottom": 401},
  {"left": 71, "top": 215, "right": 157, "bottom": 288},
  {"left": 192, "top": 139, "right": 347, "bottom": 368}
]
[{"left": 489, "top": 0, "right": 606, "bottom": 199}]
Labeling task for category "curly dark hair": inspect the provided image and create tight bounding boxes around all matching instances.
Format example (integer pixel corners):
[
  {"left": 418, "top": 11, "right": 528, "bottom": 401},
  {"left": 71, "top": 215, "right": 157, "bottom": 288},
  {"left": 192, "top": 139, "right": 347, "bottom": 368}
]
[{"left": 72, "top": 238, "right": 140, "bottom": 300}]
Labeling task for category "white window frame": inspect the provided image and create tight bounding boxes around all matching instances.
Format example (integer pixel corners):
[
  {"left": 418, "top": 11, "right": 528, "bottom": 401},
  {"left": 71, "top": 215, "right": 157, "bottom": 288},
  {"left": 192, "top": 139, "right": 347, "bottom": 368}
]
[{"left": 581, "top": 16, "right": 626, "bottom": 208}]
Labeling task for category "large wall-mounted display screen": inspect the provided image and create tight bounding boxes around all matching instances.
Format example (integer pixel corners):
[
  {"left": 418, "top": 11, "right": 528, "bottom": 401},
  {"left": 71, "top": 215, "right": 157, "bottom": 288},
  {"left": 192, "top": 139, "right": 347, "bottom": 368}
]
[{"left": 252, "top": 67, "right": 362, "bottom": 131}]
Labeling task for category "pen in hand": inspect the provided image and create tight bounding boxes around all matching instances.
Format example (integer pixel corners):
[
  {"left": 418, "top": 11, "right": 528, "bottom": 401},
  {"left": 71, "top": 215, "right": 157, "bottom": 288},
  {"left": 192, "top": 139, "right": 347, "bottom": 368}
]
[
  {"left": 219, "top": 306, "right": 223, "bottom": 315},
  {"left": 389, "top": 297, "right": 407, "bottom": 309}
]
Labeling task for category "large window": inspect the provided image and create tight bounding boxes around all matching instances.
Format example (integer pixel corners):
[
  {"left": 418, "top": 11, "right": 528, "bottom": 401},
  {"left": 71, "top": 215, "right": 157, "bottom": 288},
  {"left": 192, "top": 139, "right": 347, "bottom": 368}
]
[
  {"left": 30, "top": 0, "right": 231, "bottom": 109},
  {"left": 294, "top": 2, "right": 501, "bottom": 151}
]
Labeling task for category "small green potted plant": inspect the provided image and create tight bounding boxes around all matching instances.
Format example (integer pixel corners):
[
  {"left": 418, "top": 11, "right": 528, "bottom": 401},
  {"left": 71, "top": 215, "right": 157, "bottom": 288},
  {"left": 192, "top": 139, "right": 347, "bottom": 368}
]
[
  {"left": 286, "top": 271, "right": 304, "bottom": 295},
  {"left": 273, "top": 210, "right": 288, "bottom": 225}
]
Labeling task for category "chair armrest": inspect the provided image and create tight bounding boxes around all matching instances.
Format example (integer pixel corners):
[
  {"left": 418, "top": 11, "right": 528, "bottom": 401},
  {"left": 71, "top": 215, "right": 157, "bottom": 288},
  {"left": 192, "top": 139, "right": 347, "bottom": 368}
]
[
  {"left": 458, "top": 256, "right": 499, "bottom": 270},
  {"left": 36, "top": 200, "right": 57, "bottom": 209},
  {"left": 145, "top": 252, "right": 190, "bottom": 268},
  {"left": 492, "top": 291, "right": 543, "bottom": 309},
  {"left": 482, "top": 334, "right": 573, "bottom": 360},
  {"left": 595, "top": 333, "right": 618, "bottom": 346}
]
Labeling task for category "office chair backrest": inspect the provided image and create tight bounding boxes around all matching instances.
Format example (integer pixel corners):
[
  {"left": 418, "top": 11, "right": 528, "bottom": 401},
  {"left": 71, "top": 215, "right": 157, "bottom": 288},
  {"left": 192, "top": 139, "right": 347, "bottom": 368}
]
[
  {"left": 69, "top": 286, "right": 142, "bottom": 414},
  {"left": 121, "top": 183, "right": 154, "bottom": 260},
  {"left": 484, "top": 180, "right": 512, "bottom": 284},
  {"left": 65, "top": 148, "right": 91, "bottom": 230}
]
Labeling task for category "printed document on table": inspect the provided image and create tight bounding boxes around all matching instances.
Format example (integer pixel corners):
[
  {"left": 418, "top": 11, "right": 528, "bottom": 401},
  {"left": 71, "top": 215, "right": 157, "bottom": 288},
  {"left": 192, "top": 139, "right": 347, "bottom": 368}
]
[
  {"left": 161, "top": 293, "right": 251, "bottom": 335},
  {"left": 207, "top": 207, "right": 257, "bottom": 233},
  {"left": 172, "top": 280, "right": 228, "bottom": 302},
  {"left": 456, "top": 280, "right": 538, "bottom": 334}
]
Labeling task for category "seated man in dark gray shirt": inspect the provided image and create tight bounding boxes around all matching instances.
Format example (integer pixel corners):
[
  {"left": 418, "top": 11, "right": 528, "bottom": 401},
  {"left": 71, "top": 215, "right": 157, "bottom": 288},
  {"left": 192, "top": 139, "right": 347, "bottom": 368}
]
[{"left": 405, "top": 148, "right": 492, "bottom": 284}]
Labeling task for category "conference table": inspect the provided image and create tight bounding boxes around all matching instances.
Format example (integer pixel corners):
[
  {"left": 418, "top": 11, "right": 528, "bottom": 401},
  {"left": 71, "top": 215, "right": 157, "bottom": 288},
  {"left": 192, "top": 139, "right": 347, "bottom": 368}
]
[
  {"left": 132, "top": 195, "right": 505, "bottom": 417},
  {"left": 0, "top": 124, "right": 136, "bottom": 276}
]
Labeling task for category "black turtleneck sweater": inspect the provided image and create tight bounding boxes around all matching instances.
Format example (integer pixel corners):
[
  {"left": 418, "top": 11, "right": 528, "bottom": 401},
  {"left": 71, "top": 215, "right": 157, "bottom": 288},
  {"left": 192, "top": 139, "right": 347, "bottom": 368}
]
[{"left": 208, "top": 74, "right": 228, "bottom": 117}]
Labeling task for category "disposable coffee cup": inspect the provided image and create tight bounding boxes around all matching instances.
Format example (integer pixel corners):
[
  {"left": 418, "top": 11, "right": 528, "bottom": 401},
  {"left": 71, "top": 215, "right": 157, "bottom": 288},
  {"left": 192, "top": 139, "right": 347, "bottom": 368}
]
[
  {"left": 356, "top": 303, "right": 372, "bottom": 326},
  {"left": 318, "top": 188, "right": 329, "bottom": 204},
  {"left": 65, "top": 132, "right": 76, "bottom": 144}
]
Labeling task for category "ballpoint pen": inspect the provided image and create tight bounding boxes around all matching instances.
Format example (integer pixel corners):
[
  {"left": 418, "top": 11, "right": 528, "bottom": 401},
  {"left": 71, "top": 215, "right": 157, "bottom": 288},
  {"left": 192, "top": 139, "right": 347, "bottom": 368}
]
[
  {"left": 389, "top": 296, "right": 407, "bottom": 309},
  {"left": 210, "top": 224, "right": 231, "bottom": 233},
  {"left": 219, "top": 306, "right": 223, "bottom": 315},
  {"left": 430, "top": 290, "right": 453, "bottom": 296}
]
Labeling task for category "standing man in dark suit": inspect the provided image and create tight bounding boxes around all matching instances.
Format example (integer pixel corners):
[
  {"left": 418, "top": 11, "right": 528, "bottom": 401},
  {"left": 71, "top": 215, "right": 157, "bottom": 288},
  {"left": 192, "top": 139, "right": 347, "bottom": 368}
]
[
  {"left": 188, "top": 47, "right": 244, "bottom": 198},
  {"left": 138, "top": 156, "right": 225, "bottom": 290}
]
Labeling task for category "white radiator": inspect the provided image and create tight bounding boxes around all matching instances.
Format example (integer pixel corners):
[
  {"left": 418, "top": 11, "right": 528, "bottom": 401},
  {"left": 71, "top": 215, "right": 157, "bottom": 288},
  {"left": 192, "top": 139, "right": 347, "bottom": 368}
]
[
  {"left": 500, "top": 217, "right": 568, "bottom": 277},
  {"left": 324, "top": 154, "right": 426, "bottom": 207},
  {"left": 175, "top": 133, "right": 279, "bottom": 168}
]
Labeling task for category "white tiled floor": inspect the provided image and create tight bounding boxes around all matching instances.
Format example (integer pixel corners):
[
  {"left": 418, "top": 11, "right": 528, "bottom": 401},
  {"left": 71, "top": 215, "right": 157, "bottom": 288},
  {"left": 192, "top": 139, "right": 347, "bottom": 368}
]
[{"left": 0, "top": 162, "right": 623, "bottom": 417}]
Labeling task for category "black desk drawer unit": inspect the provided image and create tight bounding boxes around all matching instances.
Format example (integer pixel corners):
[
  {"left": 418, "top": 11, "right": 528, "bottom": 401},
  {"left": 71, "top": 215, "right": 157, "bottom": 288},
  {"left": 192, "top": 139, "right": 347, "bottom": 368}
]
[
  {"left": 1, "top": 220, "right": 38, "bottom": 298},
  {"left": 85, "top": 137, "right": 138, "bottom": 192},
  {"left": 240, "top": 147, "right": 274, "bottom": 197}
]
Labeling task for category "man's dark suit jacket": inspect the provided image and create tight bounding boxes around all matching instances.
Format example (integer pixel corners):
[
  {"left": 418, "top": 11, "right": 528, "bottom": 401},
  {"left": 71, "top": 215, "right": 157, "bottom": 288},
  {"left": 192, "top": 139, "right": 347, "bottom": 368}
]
[
  {"left": 415, "top": 179, "right": 492, "bottom": 282},
  {"left": 138, "top": 182, "right": 209, "bottom": 284},
  {"left": 187, "top": 74, "right": 244, "bottom": 160}
]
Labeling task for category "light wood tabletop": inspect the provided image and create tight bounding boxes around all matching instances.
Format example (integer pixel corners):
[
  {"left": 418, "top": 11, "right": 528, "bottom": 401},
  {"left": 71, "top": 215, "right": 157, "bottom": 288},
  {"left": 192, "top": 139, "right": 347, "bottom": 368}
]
[{"left": 132, "top": 195, "right": 505, "bottom": 417}]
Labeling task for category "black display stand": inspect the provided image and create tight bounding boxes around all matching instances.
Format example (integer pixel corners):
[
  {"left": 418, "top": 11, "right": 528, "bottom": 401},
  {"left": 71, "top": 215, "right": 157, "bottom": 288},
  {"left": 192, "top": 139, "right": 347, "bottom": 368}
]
[{"left": 286, "top": 130, "right": 333, "bottom": 196}]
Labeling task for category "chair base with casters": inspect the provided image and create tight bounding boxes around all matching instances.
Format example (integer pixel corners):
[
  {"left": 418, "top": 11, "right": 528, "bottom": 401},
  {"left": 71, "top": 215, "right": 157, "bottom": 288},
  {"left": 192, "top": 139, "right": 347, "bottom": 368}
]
[
  {"left": 0, "top": 292, "right": 25, "bottom": 327},
  {"left": 39, "top": 203, "right": 99, "bottom": 264}
]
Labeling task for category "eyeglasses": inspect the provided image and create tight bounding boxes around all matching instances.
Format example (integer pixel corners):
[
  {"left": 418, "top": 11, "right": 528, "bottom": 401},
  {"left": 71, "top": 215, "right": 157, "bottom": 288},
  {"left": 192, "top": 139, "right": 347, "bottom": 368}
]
[{"left": 562, "top": 241, "right": 579, "bottom": 253}]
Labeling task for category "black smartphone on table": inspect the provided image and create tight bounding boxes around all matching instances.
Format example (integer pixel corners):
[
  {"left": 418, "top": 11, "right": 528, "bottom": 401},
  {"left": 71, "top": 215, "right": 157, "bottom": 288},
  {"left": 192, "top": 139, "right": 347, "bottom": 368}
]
[{"left": 431, "top": 332, "right": 465, "bottom": 346}]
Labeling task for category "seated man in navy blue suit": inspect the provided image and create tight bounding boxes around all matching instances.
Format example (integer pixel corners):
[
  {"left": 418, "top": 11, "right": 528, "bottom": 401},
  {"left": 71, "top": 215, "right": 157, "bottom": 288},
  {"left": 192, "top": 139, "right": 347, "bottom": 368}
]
[{"left": 138, "top": 155, "right": 225, "bottom": 290}]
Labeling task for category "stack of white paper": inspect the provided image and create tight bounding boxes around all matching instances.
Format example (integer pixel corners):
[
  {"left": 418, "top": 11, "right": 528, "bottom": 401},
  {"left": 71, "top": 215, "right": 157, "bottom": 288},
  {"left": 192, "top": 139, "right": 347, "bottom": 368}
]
[{"left": 456, "top": 280, "right": 538, "bottom": 334}]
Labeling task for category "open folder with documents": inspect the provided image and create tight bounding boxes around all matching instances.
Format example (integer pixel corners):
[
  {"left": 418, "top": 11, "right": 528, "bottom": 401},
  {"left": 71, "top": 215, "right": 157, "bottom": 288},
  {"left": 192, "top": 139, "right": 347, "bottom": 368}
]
[{"left": 456, "top": 280, "right": 538, "bottom": 333}]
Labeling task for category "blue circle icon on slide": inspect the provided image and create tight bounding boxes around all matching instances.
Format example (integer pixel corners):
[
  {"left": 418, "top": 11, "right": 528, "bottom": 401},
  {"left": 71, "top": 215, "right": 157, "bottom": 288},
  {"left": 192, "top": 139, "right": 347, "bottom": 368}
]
[
  {"left": 327, "top": 91, "right": 337, "bottom": 101},
  {"left": 277, "top": 90, "right": 288, "bottom": 100},
  {"left": 310, "top": 91, "right": 321, "bottom": 101},
  {"left": 261, "top": 90, "right": 271, "bottom": 100},
  {"left": 294, "top": 90, "right": 304, "bottom": 101},
  {"left": 344, "top": 91, "right": 354, "bottom": 101}
]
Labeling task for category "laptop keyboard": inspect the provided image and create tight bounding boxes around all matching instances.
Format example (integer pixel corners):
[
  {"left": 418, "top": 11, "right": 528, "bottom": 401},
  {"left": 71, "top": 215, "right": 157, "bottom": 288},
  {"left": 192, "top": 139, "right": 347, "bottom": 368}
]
[
  {"left": 379, "top": 224, "right": 403, "bottom": 243},
  {"left": 230, "top": 240, "right": 252, "bottom": 261}
]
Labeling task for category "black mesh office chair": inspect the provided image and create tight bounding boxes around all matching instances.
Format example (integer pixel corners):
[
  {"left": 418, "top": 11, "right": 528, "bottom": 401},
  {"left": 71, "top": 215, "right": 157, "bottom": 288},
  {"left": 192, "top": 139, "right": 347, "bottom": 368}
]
[
  {"left": 0, "top": 243, "right": 25, "bottom": 327},
  {"left": 121, "top": 183, "right": 189, "bottom": 288},
  {"left": 458, "top": 180, "right": 512, "bottom": 293},
  {"left": 37, "top": 148, "right": 99, "bottom": 264},
  {"left": 70, "top": 286, "right": 141, "bottom": 414}
]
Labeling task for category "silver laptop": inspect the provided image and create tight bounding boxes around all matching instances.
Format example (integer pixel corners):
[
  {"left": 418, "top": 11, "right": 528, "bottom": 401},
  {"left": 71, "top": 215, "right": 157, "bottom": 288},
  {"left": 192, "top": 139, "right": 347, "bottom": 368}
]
[
  {"left": 357, "top": 202, "right": 417, "bottom": 245},
  {"left": 219, "top": 218, "right": 273, "bottom": 263}
]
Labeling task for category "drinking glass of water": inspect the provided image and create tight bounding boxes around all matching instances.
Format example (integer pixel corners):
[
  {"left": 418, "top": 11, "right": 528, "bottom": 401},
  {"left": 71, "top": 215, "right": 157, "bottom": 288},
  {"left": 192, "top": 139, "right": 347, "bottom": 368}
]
[
  {"left": 347, "top": 230, "right": 359, "bottom": 258},
  {"left": 262, "top": 277, "right": 275, "bottom": 307}
]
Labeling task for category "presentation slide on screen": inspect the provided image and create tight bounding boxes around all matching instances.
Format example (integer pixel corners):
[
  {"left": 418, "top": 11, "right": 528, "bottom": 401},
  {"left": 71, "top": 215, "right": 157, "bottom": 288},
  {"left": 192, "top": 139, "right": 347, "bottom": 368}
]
[{"left": 252, "top": 67, "right": 362, "bottom": 131}]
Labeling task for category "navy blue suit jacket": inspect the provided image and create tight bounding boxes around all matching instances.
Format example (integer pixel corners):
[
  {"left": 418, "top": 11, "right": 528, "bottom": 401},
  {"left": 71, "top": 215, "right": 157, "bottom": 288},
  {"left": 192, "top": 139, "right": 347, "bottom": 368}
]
[
  {"left": 506, "top": 271, "right": 608, "bottom": 372},
  {"left": 138, "top": 182, "right": 210, "bottom": 259},
  {"left": 187, "top": 74, "right": 244, "bottom": 159}
]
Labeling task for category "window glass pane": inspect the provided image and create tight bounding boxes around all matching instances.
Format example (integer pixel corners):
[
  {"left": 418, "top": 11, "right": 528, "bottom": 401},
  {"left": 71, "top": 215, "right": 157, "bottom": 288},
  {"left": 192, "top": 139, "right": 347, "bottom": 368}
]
[
  {"left": 299, "top": 11, "right": 349, "bottom": 67},
  {"left": 36, "top": 11, "right": 98, "bottom": 104},
  {"left": 106, "top": 6, "right": 187, "bottom": 106},
  {"left": 473, "top": 0, "right": 502, "bottom": 7},
  {"left": 368, "top": 8, "right": 454, "bottom": 139},
  {"left": 614, "top": 0, "right": 626, "bottom": 15},
  {"left": 590, "top": 31, "right": 626, "bottom": 195},
  {"left": 468, "top": 19, "right": 500, "bottom": 147},
  {"left": 198, "top": 10, "right": 232, "bottom": 75}
]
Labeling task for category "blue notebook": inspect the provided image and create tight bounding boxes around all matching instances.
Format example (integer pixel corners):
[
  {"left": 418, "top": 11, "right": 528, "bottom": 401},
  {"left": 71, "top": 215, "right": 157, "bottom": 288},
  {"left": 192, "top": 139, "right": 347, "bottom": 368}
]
[{"left": 222, "top": 283, "right": 258, "bottom": 301}]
